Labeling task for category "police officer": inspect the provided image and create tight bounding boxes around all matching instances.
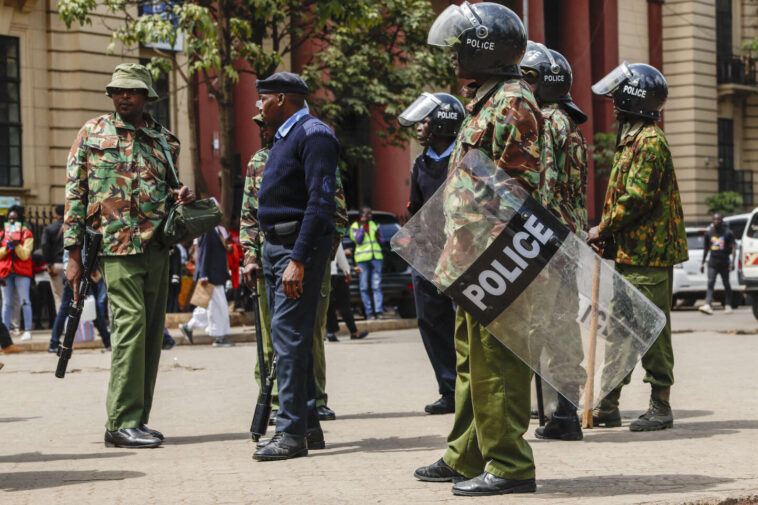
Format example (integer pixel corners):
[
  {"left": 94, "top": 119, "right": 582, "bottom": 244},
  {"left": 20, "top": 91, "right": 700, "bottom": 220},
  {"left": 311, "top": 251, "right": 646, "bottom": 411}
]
[
  {"left": 398, "top": 92, "right": 464, "bottom": 414},
  {"left": 241, "top": 113, "right": 347, "bottom": 429},
  {"left": 250, "top": 72, "right": 338, "bottom": 460},
  {"left": 413, "top": 2, "right": 541, "bottom": 496},
  {"left": 587, "top": 63, "right": 688, "bottom": 431},
  {"left": 520, "top": 41, "right": 588, "bottom": 441},
  {"left": 65, "top": 63, "right": 196, "bottom": 448}
]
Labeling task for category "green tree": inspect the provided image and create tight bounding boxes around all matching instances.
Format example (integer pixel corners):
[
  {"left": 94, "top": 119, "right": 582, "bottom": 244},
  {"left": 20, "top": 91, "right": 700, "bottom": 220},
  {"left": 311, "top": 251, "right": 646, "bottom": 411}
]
[
  {"left": 590, "top": 124, "right": 618, "bottom": 178},
  {"left": 302, "top": 0, "right": 455, "bottom": 206},
  {"left": 706, "top": 191, "right": 744, "bottom": 216},
  {"left": 56, "top": 0, "right": 368, "bottom": 222}
]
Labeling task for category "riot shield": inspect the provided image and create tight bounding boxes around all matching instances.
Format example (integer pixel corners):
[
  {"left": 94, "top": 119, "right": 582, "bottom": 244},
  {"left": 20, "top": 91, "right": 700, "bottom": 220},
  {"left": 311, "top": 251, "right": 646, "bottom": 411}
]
[{"left": 391, "top": 150, "right": 666, "bottom": 409}]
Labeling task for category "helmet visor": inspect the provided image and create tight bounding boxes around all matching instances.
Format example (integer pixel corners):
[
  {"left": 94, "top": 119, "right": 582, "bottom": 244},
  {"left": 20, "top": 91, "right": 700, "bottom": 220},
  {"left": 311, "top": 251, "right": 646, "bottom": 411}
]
[
  {"left": 398, "top": 92, "right": 442, "bottom": 126},
  {"left": 592, "top": 62, "right": 633, "bottom": 96},
  {"left": 427, "top": 3, "right": 477, "bottom": 47}
]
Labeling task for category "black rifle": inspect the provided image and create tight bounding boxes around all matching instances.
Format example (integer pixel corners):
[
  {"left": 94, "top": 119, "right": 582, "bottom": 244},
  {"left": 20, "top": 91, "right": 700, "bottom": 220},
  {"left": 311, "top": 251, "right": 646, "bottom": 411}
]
[
  {"left": 56, "top": 228, "right": 103, "bottom": 379},
  {"left": 250, "top": 285, "right": 276, "bottom": 441}
]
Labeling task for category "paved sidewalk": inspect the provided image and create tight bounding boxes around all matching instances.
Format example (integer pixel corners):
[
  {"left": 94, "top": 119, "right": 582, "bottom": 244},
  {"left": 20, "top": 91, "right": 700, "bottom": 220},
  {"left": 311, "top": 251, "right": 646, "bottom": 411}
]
[{"left": 1, "top": 313, "right": 757, "bottom": 504}]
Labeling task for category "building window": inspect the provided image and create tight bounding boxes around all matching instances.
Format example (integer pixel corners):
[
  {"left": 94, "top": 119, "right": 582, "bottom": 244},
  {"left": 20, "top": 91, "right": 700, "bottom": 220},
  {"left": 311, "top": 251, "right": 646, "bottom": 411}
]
[
  {"left": 140, "top": 59, "right": 171, "bottom": 130},
  {"left": 718, "top": 118, "right": 753, "bottom": 207},
  {"left": 0, "top": 36, "right": 22, "bottom": 187},
  {"left": 716, "top": 0, "right": 732, "bottom": 64}
]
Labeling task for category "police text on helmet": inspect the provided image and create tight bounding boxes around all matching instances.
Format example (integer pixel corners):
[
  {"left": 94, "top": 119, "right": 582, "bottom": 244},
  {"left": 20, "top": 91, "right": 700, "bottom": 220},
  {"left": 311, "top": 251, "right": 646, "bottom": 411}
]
[
  {"left": 543, "top": 74, "right": 565, "bottom": 82},
  {"left": 466, "top": 37, "right": 495, "bottom": 51},
  {"left": 623, "top": 84, "right": 646, "bottom": 98},
  {"left": 437, "top": 110, "right": 459, "bottom": 120}
]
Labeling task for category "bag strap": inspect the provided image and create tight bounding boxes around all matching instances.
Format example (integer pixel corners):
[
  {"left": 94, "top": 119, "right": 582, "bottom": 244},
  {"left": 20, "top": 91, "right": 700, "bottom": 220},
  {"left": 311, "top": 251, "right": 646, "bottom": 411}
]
[{"left": 158, "top": 133, "right": 182, "bottom": 189}]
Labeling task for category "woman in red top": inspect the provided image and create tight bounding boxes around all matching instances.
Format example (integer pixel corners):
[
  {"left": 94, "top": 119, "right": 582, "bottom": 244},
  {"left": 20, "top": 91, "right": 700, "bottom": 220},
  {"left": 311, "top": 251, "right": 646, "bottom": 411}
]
[{"left": 0, "top": 209, "right": 35, "bottom": 341}]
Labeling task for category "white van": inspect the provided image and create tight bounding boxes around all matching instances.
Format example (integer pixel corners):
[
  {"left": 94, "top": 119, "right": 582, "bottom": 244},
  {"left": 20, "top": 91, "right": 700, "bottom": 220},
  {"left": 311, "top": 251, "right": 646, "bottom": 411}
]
[{"left": 739, "top": 209, "right": 758, "bottom": 316}]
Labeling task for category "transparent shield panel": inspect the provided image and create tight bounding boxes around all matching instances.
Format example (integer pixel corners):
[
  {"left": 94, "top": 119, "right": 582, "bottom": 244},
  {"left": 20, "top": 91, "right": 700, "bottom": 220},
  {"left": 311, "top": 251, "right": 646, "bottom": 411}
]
[{"left": 391, "top": 150, "right": 666, "bottom": 409}]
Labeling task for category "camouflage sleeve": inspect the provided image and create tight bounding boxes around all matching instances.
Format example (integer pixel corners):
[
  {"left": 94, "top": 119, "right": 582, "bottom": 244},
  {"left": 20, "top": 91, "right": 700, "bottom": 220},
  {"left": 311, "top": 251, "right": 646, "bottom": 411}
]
[
  {"left": 239, "top": 149, "right": 267, "bottom": 267},
  {"left": 572, "top": 133, "right": 589, "bottom": 231},
  {"left": 63, "top": 124, "right": 90, "bottom": 249},
  {"left": 492, "top": 95, "right": 542, "bottom": 194},
  {"left": 331, "top": 171, "right": 348, "bottom": 258},
  {"left": 537, "top": 115, "right": 561, "bottom": 218},
  {"left": 599, "top": 136, "right": 664, "bottom": 235}
]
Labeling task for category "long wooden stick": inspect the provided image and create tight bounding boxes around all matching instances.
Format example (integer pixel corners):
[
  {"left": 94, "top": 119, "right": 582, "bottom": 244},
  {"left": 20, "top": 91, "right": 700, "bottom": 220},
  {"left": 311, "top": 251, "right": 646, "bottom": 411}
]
[{"left": 582, "top": 256, "right": 602, "bottom": 429}]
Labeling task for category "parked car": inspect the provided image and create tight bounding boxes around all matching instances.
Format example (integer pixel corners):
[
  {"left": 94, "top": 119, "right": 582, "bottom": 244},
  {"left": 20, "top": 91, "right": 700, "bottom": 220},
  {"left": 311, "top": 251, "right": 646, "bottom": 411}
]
[
  {"left": 672, "top": 213, "right": 748, "bottom": 308},
  {"left": 342, "top": 210, "right": 416, "bottom": 319}
]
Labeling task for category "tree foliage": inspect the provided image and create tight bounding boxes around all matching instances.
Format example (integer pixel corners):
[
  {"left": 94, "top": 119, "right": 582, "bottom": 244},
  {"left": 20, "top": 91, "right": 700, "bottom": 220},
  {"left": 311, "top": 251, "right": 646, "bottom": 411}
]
[
  {"left": 302, "top": 0, "right": 455, "bottom": 182},
  {"left": 590, "top": 123, "right": 618, "bottom": 178},
  {"left": 706, "top": 191, "right": 744, "bottom": 216}
]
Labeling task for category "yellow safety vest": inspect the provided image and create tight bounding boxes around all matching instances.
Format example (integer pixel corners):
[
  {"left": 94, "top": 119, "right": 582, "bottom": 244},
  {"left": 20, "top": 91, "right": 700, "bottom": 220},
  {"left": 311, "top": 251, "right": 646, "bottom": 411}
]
[{"left": 350, "top": 221, "right": 383, "bottom": 262}]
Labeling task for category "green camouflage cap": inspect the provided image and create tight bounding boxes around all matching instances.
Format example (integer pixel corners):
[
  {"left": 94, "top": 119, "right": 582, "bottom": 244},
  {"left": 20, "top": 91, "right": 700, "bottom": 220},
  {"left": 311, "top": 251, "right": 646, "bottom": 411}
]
[
  {"left": 105, "top": 63, "right": 159, "bottom": 101},
  {"left": 252, "top": 113, "right": 264, "bottom": 126}
]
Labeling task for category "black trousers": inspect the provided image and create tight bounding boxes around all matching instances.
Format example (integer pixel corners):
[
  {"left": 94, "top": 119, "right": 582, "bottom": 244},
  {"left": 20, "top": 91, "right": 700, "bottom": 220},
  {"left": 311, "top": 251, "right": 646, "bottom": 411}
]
[
  {"left": 705, "top": 262, "right": 731, "bottom": 306},
  {"left": 0, "top": 321, "right": 13, "bottom": 349},
  {"left": 326, "top": 274, "right": 358, "bottom": 334},
  {"left": 411, "top": 270, "right": 456, "bottom": 396}
]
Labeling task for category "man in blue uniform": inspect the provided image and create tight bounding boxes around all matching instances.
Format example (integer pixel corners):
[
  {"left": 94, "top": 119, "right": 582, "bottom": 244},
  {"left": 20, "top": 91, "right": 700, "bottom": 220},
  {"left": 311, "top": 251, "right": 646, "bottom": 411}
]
[
  {"left": 399, "top": 92, "right": 464, "bottom": 414},
  {"left": 251, "top": 72, "right": 339, "bottom": 461}
]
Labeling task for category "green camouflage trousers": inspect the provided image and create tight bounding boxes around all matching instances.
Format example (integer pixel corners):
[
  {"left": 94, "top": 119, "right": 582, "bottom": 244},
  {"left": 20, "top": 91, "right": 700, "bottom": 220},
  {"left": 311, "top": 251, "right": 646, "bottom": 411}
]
[
  {"left": 101, "top": 243, "right": 169, "bottom": 431},
  {"left": 443, "top": 307, "right": 535, "bottom": 480}
]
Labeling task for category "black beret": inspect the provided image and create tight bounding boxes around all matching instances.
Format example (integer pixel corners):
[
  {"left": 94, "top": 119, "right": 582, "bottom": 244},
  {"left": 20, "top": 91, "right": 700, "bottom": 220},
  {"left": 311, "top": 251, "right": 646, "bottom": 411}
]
[{"left": 255, "top": 72, "right": 309, "bottom": 95}]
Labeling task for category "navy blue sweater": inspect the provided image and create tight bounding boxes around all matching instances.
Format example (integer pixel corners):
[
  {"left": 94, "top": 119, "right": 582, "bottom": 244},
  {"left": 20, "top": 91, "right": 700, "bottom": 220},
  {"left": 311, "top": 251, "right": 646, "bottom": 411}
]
[
  {"left": 258, "top": 113, "right": 339, "bottom": 263},
  {"left": 407, "top": 149, "right": 451, "bottom": 216}
]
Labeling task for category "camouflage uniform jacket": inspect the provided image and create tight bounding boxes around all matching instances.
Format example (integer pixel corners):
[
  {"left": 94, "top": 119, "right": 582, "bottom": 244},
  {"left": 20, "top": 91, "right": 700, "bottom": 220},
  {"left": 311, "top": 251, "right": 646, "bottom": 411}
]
[
  {"left": 538, "top": 103, "right": 588, "bottom": 233},
  {"left": 436, "top": 78, "right": 543, "bottom": 288},
  {"left": 598, "top": 120, "right": 688, "bottom": 267},
  {"left": 448, "top": 78, "right": 543, "bottom": 193},
  {"left": 239, "top": 147, "right": 347, "bottom": 268},
  {"left": 64, "top": 112, "right": 179, "bottom": 256}
]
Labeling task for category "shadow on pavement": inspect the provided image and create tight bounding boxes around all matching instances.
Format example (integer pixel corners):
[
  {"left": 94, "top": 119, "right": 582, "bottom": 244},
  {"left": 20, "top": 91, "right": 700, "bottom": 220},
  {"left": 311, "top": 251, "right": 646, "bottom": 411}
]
[
  {"left": 538, "top": 474, "right": 732, "bottom": 497},
  {"left": 0, "top": 451, "right": 134, "bottom": 463},
  {"left": 314, "top": 434, "right": 446, "bottom": 456},
  {"left": 0, "top": 416, "right": 41, "bottom": 423},
  {"left": 167, "top": 432, "right": 250, "bottom": 445},
  {"left": 580, "top": 418, "right": 758, "bottom": 444},
  {"left": 0, "top": 470, "right": 146, "bottom": 491},
  {"left": 337, "top": 411, "right": 429, "bottom": 420}
]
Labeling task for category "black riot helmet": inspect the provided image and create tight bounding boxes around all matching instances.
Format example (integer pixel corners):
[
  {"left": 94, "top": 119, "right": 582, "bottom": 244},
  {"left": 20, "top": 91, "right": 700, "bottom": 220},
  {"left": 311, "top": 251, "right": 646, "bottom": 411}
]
[
  {"left": 592, "top": 62, "right": 668, "bottom": 120},
  {"left": 398, "top": 92, "right": 465, "bottom": 138},
  {"left": 428, "top": 1, "right": 526, "bottom": 78},
  {"left": 520, "top": 41, "right": 587, "bottom": 124},
  {"left": 520, "top": 41, "right": 571, "bottom": 102}
]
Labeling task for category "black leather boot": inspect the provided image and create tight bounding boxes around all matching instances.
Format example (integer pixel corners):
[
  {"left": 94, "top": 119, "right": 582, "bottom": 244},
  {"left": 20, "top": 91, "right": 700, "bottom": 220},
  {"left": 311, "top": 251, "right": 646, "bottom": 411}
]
[
  {"left": 592, "top": 387, "right": 622, "bottom": 427},
  {"left": 452, "top": 472, "right": 536, "bottom": 496},
  {"left": 413, "top": 458, "right": 466, "bottom": 482},
  {"left": 104, "top": 428, "right": 162, "bottom": 448},
  {"left": 252, "top": 432, "right": 308, "bottom": 461},
  {"left": 535, "top": 395, "right": 583, "bottom": 440},
  {"left": 629, "top": 386, "right": 673, "bottom": 431},
  {"left": 256, "top": 430, "right": 325, "bottom": 450}
]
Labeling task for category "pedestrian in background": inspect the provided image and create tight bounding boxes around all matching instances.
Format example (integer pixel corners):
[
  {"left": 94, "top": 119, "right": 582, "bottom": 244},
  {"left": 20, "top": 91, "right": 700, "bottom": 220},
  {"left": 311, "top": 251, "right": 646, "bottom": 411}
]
[
  {"left": 41, "top": 205, "right": 66, "bottom": 310},
  {"left": 699, "top": 213, "right": 735, "bottom": 315},
  {"left": 180, "top": 225, "right": 233, "bottom": 347},
  {"left": 325, "top": 243, "right": 367, "bottom": 342},
  {"left": 350, "top": 206, "right": 384, "bottom": 320},
  {"left": 0, "top": 208, "right": 34, "bottom": 342},
  {"left": 65, "top": 63, "right": 195, "bottom": 448},
  {"left": 398, "top": 91, "right": 464, "bottom": 415}
]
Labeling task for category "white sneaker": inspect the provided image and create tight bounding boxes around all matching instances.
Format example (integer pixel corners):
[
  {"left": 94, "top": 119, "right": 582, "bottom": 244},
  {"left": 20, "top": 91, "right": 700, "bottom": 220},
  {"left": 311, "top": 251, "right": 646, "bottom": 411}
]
[
  {"left": 20, "top": 331, "right": 32, "bottom": 341},
  {"left": 724, "top": 305, "right": 733, "bottom": 314},
  {"left": 698, "top": 304, "right": 713, "bottom": 315}
]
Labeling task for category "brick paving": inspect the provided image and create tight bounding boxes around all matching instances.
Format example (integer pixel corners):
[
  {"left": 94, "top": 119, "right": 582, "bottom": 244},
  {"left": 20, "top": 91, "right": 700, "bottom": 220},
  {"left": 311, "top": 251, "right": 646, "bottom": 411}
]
[{"left": 1, "top": 309, "right": 757, "bottom": 504}]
